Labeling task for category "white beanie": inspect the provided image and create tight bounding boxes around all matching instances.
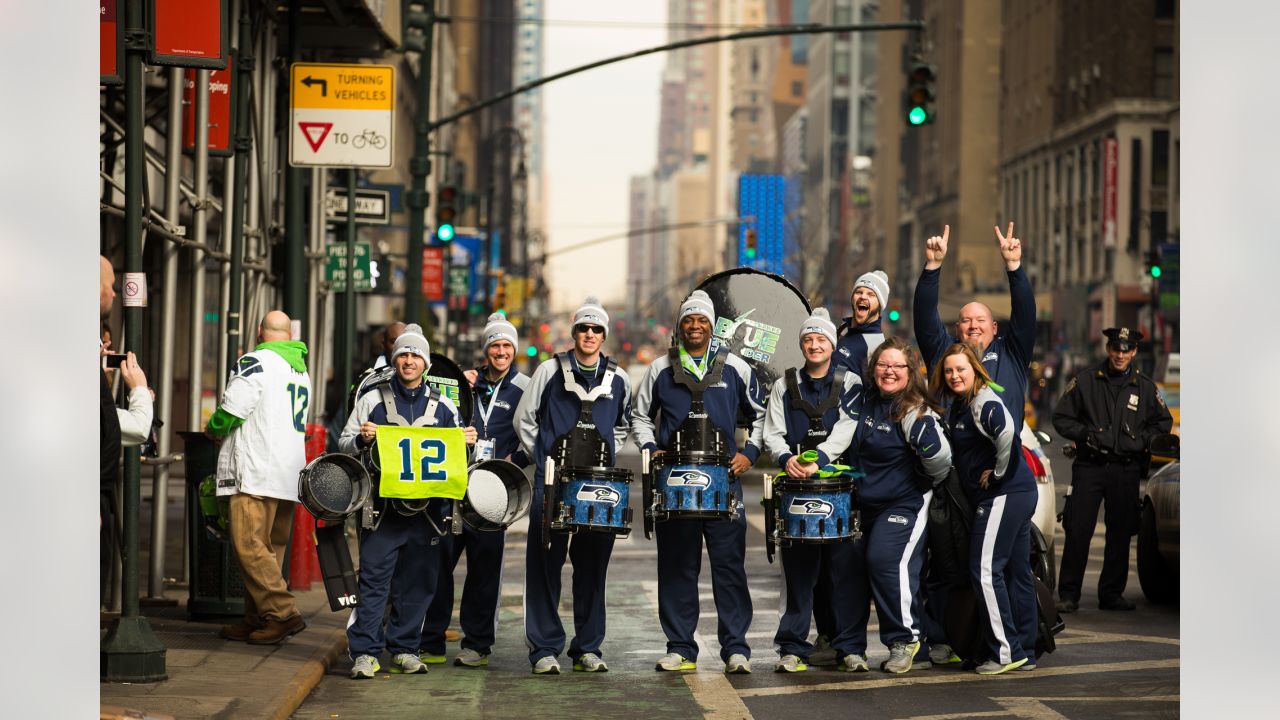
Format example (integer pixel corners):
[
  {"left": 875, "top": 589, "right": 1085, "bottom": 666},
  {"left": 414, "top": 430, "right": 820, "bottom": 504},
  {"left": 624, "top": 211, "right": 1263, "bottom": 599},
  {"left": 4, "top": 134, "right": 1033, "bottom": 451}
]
[
  {"left": 678, "top": 289, "right": 717, "bottom": 327},
  {"left": 482, "top": 312, "right": 519, "bottom": 353},
  {"left": 391, "top": 323, "right": 431, "bottom": 364},
  {"left": 853, "top": 270, "right": 890, "bottom": 311},
  {"left": 799, "top": 307, "right": 838, "bottom": 346},
  {"left": 572, "top": 296, "right": 609, "bottom": 336}
]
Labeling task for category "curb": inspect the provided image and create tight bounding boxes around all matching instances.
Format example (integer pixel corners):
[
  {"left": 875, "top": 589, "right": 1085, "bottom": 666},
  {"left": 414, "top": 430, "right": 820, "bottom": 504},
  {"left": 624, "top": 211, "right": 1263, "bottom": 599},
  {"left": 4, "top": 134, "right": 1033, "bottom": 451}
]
[{"left": 266, "top": 625, "right": 349, "bottom": 720}]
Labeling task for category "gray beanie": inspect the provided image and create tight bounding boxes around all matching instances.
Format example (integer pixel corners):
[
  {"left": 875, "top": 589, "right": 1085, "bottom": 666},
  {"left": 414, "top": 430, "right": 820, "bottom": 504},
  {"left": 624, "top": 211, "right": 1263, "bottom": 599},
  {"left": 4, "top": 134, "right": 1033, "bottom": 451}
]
[
  {"left": 799, "top": 307, "right": 838, "bottom": 346},
  {"left": 572, "top": 296, "right": 609, "bottom": 336},
  {"left": 853, "top": 270, "right": 890, "bottom": 311},
  {"left": 678, "top": 289, "right": 717, "bottom": 327},
  {"left": 391, "top": 323, "right": 431, "bottom": 364},
  {"left": 482, "top": 312, "right": 519, "bottom": 353}
]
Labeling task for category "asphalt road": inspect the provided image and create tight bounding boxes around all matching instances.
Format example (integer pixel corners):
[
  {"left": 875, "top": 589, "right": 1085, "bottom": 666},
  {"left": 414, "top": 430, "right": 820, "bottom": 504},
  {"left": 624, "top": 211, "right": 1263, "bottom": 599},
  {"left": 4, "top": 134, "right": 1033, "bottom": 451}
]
[{"left": 293, "top": 445, "right": 1179, "bottom": 720}]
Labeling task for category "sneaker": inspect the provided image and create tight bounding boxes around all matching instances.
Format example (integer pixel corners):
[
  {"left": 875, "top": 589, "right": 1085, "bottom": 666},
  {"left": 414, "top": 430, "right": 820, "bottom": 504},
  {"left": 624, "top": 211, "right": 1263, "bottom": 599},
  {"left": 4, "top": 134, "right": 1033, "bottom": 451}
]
[
  {"left": 1018, "top": 662, "right": 1037, "bottom": 671},
  {"left": 725, "top": 653, "right": 752, "bottom": 674},
  {"left": 1099, "top": 595, "right": 1136, "bottom": 611},
  {"left": 573, "top": 653, "right": 609, "bottom": 672},
  {"left": 389, "top": 653, "right": 428, "bottom": 674},
  {"left": 774, "top": 654, "right": 807, "bottom": 673},
  {"left": 881, "top": 641, "right": 921, "bottom": 674},
  {"left": 454, "top": 648, "right": 490, "bottom": 667},
  {"left": 532, "top": 656, "right": 561, "bottom": 675},
  {"left": 246, "top": 614, "right": 306, "bottom": 645},
  {"left": 976, "top": 658, "right": 1029, "bottom": 675},
  {"left": 1056, "top": 598, "right": 1078, "bottom": 614},
  {"left": 418, "top": 653, "right": 448, "bottom": 665},
  {"left": 655, "top": 653, "right": 697, "bottom": 672},
  {"left": 350, "top": 654, "right": 380, "bottom": 679},
  {"left": 838, "top": 653, "right": 870, "bottom": 673},
  {"left": 929, "top": 643, "right": 963, "bottom": 666},
  {"left": 809, "top": 635, "right": 837, "bottom": 666}
]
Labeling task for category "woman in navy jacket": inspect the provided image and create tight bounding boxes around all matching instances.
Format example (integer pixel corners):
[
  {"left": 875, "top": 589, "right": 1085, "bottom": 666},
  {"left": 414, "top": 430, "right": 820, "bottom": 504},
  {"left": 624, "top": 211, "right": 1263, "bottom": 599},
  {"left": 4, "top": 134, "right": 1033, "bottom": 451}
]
[{"left": 930, "top": 343, "right": 1037, "bottom": 675}]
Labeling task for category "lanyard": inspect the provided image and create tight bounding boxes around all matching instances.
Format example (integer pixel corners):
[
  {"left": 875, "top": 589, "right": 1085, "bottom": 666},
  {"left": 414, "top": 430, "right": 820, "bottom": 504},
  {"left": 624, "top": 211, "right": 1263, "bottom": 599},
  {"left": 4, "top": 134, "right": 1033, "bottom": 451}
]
[
  {"left": 476, "top": 374, "right": 506, "bottom": 433},
  {"left": 678, "top": 344, "right": 710, "bottom": 381}
]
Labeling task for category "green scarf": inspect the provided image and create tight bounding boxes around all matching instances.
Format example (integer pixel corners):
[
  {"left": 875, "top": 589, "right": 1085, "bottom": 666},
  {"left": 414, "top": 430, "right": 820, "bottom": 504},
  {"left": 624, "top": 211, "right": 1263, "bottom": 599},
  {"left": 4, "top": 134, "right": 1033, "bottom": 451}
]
[{"left": 678, "top": 343, "right": 711, "bottom": 381}]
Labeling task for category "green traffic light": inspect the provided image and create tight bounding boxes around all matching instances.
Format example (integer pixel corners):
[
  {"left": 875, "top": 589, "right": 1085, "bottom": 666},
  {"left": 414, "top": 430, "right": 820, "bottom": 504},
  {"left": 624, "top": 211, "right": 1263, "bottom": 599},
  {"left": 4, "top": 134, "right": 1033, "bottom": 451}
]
[
  {"left": 437, "top": 223, "right": 455, "bottom": 242},
  {"left": 744, "top": 248, "right": 757, "bottom": 259},
  {"left": 888, "top": 309, "right": 901, "bottom": 322},
  {"left": 907, "top": 106, "right": 928, "bottom": 125},
  {"left": 526, "top": 346, "right": 537, "bottom": 357},
  {"left": 1150, "top": 265, "right": 1162, "bottom": 279}
]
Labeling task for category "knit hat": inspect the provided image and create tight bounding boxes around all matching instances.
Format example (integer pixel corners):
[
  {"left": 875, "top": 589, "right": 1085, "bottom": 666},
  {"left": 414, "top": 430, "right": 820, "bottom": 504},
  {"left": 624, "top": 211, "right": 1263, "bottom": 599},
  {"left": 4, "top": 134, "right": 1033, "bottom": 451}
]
[
  {"left": 572, "top": 296, "right": 609, "bottom": 336},
  {"left": 799, "top": 307, "right": 838, "bottom": 347},
  {"left": 391, "top": 323, "right": 431, "bottom": 364},
  {"left": 482, "top": 312, "right": 519, "bottom": 353},
  {"left": 853, "top": 270, "right": 890, "bottom": 312},
  {"left": 678, "top": 289, "right": 717, "bottom": 327}
]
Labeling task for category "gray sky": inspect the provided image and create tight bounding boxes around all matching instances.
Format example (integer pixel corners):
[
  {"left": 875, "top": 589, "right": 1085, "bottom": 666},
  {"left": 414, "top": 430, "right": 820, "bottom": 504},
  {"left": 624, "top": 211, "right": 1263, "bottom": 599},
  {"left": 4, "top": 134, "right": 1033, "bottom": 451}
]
[{"left": 542, "top": 2, "right": 667, "bottom": 314}]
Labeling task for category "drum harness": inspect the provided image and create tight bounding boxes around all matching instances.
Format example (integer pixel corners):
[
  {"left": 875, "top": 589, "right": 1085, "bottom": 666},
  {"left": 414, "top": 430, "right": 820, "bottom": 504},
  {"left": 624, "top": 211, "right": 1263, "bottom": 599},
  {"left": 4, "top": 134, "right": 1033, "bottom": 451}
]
[
  {"left": 665, "top": 345, "right": 730, "bottom": 456},
  {"left": 543, "top": 353, "right": 619, "bottom": 545},
  {"left": 785, "top": 365, "right": 848, "bottom": 455},
  {"left": 360, "top": 380, "right": 445, "bottom": 532}
]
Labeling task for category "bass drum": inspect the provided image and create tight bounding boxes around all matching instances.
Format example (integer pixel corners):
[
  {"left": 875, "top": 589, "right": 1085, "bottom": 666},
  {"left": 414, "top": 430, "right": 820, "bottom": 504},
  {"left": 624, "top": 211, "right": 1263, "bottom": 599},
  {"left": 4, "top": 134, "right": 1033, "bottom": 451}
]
[
  {"left": 695, "top": 267, "right": 813, "bottom": 394},
  {"left": 460, "top": 460, "right": 533, "bottom": 531},
  {"left": 426, "top": 351, "right": 475, "bottom": 425}
]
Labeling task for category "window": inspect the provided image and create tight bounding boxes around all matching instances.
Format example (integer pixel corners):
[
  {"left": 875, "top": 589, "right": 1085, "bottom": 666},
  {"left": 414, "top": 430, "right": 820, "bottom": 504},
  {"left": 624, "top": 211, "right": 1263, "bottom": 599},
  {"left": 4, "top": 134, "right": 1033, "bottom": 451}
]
[
  {"left": 792, "top": 80, "right": 803, "bottom": 98},
  {"left": 1154, "top": 47, "right": 1175, "bottom": 99},
  {"left": 1152, "top": 129, "right": 1170, "bottom": 187}
]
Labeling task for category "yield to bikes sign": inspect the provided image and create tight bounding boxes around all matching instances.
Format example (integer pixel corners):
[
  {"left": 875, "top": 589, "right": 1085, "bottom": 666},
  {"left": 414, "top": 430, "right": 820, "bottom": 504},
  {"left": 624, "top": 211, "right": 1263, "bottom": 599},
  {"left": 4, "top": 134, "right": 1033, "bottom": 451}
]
[{"left": 289, "top": 63, "right": 395, "bottom": 168}]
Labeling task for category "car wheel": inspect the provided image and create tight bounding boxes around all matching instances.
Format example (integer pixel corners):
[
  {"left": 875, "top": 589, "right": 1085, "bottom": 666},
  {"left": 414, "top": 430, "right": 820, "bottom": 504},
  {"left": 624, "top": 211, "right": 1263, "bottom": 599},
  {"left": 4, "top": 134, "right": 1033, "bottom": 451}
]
[
  {"left": 1030, "top": 525, "right": 1056, "bottom": 592},
  {"left": 1137, "top": 501, "right": 1178, "bottom": 604}
]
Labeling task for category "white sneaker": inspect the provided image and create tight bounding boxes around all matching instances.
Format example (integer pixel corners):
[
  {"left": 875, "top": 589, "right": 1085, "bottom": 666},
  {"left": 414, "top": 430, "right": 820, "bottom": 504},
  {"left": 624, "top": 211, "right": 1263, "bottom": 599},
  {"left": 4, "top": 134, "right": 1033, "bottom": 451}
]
[
  {"left": 655, "top": 652, "right": 697, "bottom": 671},
  {"left": 454, "top": 648, "right": 490, "bottom": 667},
  {"left": 350, "top": 654, "right": 380, "bottom": 679},
  {"left": 725, "top": 653, "right": 752, "bottom": 674},
  {"left": 532, "top": 656, "right": 561, "bottom": 675},
  {"left": 774, "top": 654, "right": 807, "bottom": 673},
  {"left": 976, "top": 658, "right": 1028, "bottom": 675},
  {"left": 881, "top": 641, "right": 920, "bottom": 674},
  {"left": 574, "top": 653, "right": 609, "bottom": 672},
  {"left": 389, "top": 652, "right": 428, "bottom": 674},
  {"left": 838, "top": 653, "right": 869, "bottom": 673},
  {"left": 929, "top": 643, "right": 962, "bottom": 665}
]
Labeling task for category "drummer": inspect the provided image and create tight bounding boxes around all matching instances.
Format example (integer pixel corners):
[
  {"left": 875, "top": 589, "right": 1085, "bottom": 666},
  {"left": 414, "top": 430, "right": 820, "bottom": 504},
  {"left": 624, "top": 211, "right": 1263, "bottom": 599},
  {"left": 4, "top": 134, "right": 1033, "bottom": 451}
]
[
  {"left": 338, "top": 324, "right": 477, "bottom": 679},
  {"left": 420, "top": 313, "right": 531, "bottom": 668},
  {"left": 762, "top": 308, "right": 867, "bottom": 673},
  {"left": 512, "top": 297, "right": 634, "bottom": 675},
  {"left": 632, "top": 289, "right": 767, "bottom": 674}
]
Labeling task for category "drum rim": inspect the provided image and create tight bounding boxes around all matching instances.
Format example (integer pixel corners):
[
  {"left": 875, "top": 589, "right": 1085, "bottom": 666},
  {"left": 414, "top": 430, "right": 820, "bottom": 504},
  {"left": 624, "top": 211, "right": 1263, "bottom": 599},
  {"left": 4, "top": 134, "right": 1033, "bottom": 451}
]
[
  {"left": 555, "top": 465, "right": 635, "bottom": 481},
  {"left": 300, "top": 453, "right": 371, "bottom": 520},
  {"left": 655, "top": 451, "right": 732, "bottom": 466},
  {"left": 773, "top": 477, "right": 856, "bottom": 491}
]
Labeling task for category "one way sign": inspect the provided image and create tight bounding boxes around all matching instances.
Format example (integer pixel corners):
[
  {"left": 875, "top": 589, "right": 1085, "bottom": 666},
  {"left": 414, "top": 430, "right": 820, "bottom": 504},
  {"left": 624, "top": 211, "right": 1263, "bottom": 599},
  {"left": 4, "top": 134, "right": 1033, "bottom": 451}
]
[{"left": 289, "top": 63, "right": 395, "bottom": 168}]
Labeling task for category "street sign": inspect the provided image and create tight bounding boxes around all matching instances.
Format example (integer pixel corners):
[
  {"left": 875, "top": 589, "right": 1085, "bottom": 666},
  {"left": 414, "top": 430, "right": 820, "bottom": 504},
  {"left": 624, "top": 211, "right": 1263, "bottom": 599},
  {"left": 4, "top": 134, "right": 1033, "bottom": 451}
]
[
  {"left": 448, "top": 267, "right": 469, "bottom": 310},
  {"left": 148, "top": 0, "right": 227, "bottom": 70},
  {"left": 325, "top": 188, "right": 391, "bottom": 224},
  {"left": 101, "top": 0, "right": 123, "bottom": 86},
  {"left": 182, "top": 57, "right": 234, "bottom": 156},
  {"left": 326, "top": 242, "right": 372, "bottom": 292},
  {"left": 423, "top": 246, "right": 445, "bottom": 300},
  {"left": 289, "top": 63, "right": 395, "bottom": 168}
]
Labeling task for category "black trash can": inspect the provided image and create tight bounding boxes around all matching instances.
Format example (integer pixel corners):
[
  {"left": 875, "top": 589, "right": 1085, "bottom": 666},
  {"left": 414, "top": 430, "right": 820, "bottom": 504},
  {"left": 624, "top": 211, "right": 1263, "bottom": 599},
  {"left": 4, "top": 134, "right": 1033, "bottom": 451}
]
[{"left": 179, "top": 432, "right": 245, "bottom": 618}]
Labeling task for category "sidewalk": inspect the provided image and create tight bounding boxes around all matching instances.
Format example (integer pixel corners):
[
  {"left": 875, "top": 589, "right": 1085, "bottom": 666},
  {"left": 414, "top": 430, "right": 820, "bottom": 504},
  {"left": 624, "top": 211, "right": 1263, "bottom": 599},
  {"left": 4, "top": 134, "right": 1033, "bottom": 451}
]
[{"left": 100, "top": 587, "right": 351, "bottom": 720}]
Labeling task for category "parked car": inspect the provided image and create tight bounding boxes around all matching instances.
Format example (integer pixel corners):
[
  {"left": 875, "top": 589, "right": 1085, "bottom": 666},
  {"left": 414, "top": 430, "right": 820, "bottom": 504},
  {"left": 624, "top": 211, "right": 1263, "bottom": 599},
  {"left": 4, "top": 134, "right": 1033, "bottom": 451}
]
[
  {"left": 1138, "top": 434, "right": 1180, "bottom": 604},
  {"left": 1152, "top": 383, "right": 1180, "bottom": 465},
  {"left": 1021, "top": 425, "right": 1058, "bottom": 591}
]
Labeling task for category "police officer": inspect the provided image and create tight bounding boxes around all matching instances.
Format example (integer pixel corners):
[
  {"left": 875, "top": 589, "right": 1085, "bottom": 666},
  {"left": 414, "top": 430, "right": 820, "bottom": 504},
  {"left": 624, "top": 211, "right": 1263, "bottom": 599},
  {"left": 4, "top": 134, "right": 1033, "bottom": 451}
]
[
  {"left": 420, "top": 313, "right": 531, "bottom": 668},
  {"left": 339, "top": 324, "right": 477, "bottom": 679},
  {"left": 513, "top": 297, "right": 633, "bottom": 675},
  {"left": 1051, "top": 327, "right": 1173, "bottom": 613},
  {"left": 762, "top": 308, "right": 867, "bottom": 673},
  {"left": 632, "top": 289, "right": 767, "bottom": 675}
]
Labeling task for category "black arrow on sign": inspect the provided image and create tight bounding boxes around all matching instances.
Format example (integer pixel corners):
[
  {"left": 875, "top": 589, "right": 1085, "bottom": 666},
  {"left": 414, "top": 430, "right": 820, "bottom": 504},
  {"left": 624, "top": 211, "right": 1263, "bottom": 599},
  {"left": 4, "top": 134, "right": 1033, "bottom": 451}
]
[{"left": 302, "top": 76, "right": 328, "bottom": 96}]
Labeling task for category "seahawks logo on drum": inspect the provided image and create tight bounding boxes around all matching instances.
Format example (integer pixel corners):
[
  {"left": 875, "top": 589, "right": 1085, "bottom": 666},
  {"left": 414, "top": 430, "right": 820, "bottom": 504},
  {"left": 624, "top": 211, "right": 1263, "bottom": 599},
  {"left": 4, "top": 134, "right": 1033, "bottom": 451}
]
[
  {"left": 576, "top": 484, "right": 621, "bottom": 506},
  {"left": 789, "top": 498, "right": 834, "bottom": 518},
  {"left": 667, "top": 470, "right": 713, "bottom": 489}
]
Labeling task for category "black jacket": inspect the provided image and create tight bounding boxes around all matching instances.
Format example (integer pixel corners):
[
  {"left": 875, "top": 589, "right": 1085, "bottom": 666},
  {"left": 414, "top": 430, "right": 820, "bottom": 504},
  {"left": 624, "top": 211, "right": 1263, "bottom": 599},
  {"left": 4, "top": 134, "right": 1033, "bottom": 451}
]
[
  {"left": 1051, "top": 361, "right": 1173, "bottom": 463},
  {"left": 101, "top": 370, "right": 121, "bottom": 488}
]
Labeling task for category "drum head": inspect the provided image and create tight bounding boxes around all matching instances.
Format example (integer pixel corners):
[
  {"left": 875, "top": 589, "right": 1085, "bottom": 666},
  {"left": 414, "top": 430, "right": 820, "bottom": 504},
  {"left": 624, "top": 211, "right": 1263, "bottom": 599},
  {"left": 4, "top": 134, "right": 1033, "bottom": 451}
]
[
  {"left": 462, "top": 460, "right": 532, "bottom": 531},
  {"left": 427, "top": 352, "right": 475, "bottom": 423},
  {"left": 299, "top": 453, "right": 371, "bottom": 522},
  {"left": 696, "top": 268, "right": 812, "bottom": 393}
]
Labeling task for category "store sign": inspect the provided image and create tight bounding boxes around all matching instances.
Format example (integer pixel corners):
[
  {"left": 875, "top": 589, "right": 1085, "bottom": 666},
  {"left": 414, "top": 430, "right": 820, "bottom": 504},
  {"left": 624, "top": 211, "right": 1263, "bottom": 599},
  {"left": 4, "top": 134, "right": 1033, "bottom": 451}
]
[
  {"left": 182, "top": 57, "right": 234, "bottom": 156},
  {"left": 149, "top": 0, "right": 227, "bottom": 69},
  {"left": 422, "top": 246, "right": 445, "bottom": 300},
  {"left": 1103, "top": 136, "right": 1118, "bottom": 248},
  {"left": 101, "top": 0, "right": 123, "bottom": 85}
]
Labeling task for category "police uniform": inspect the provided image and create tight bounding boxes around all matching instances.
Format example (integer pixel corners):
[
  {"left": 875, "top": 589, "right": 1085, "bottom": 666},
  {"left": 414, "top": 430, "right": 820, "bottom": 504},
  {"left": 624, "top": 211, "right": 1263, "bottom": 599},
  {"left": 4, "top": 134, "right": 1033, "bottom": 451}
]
[{"left": 1051, "top": 328, "right": 1173, "bottom": 610}]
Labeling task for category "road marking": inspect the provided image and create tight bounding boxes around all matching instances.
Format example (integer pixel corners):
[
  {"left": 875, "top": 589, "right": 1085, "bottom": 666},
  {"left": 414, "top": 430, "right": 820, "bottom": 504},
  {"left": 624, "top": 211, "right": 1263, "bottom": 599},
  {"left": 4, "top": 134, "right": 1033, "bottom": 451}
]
[
  {"left": 896, "top": 694, "right": 1180, "bottom": 720},
  {"left": 736, "top": 658, "right": 1179, "bottom": 698},
  {"left": 1054, "top": 629, "right": 1179, "bottom": 646},
  {"left": 641, "top": 581, "right": 755, "bottom": 719}
]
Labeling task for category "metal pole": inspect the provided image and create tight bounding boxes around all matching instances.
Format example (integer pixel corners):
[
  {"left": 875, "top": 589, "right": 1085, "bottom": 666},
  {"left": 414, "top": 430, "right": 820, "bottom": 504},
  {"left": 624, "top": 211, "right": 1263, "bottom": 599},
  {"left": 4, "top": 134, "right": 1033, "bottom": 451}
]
[
  {"left": 146, "top": 67, "right": 183, "bottom": 601},
  {"left": 188, "top": 70, "right": 211, "bottom": 432},
  {"left": 284, "top": 0, "right": 308, "bottom": 332},
  {"left": 227, "top": 4, "right": 255, "bottom": 372},
  {"left": 102, "top": 0, "right": 167, "bottom": 681},
  {"left": 405, "top": 0, "right": 436, "bottom": 327},
  {"left": 340, "top": 169, "right": 358, "bottom": 399}
]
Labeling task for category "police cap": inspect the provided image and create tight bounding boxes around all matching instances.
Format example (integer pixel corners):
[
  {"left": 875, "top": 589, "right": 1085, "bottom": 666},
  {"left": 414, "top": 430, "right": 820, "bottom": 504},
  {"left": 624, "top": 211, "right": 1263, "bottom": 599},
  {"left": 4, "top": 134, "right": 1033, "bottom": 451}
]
[{"left": 1103, "top": 326, "right": 1143, "bottom": 352}]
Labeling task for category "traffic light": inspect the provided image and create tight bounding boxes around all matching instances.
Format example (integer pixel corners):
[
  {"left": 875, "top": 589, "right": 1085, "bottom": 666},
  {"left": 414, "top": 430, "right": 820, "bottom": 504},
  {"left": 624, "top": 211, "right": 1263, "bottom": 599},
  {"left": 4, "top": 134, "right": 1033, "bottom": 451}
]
[
  {"left": 744, "top": 228, "right": 758, "bottom": 261},
  {"left": 402, "top": 2, "right": 432, "bottom": 54},
  {"left": 1146, "top": 248, "right": 1163, "bottom": 279},
  {"left": 905, "top": 61, "right": 936, "bottom": 126},
  {"left": 435, "top": 184, "right": 457, "bottom": 242},
  {"left": 525, "top": 346, "right": 537, "bottom": 358},
  {"left": 493, "top": 274, "right": 507, "bottom": 313},
  {"left": 886, "top": 304, "right": 902, "bottom": 323}
]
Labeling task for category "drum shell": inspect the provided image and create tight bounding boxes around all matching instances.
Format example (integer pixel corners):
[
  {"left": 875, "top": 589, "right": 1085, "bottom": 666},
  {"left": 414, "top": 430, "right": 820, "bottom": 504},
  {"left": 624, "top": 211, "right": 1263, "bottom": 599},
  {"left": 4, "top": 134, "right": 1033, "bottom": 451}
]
[
  {"left": 298, "top": 452, "right": 371, "bottom": 522},
  {"left": 653, "top": 454, "right": 734, "bottom": 520},
  {"left": 555, "top": 466, "right": 633, "bottom": 534},
  {"left": 461, "top": 460, "right": 533, "bottom": 532},
  {"left": 774, "top": 477, "right": 856, "bottom": 543}
]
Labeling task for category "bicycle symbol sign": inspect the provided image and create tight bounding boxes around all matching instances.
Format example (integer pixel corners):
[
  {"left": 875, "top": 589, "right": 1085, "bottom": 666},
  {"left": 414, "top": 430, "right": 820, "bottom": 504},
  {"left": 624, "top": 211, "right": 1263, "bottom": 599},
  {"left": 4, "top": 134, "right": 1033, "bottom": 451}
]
[{"left": 289, "top": 62, "right": 395, "bottom": 168}]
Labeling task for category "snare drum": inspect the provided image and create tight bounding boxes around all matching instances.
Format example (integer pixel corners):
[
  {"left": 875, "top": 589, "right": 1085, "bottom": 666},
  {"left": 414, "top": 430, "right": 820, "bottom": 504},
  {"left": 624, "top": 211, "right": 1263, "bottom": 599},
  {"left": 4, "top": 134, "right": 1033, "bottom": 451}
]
[
  {"left": 553, "top": 465, "right": 634, "bottom": 535},
  {"left": 654, "top": 451, "right": 736, "bottom": 520},
  {"left": 772, "top": 474, "right": 857, "bottom": 544}
]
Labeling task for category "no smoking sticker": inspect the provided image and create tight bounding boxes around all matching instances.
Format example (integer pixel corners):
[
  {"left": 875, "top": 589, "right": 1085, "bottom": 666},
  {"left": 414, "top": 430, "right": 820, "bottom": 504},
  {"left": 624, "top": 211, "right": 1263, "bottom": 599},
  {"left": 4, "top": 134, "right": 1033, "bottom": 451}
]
[{"left": 123, "top": 272, "right": 148, "bottom": 308}]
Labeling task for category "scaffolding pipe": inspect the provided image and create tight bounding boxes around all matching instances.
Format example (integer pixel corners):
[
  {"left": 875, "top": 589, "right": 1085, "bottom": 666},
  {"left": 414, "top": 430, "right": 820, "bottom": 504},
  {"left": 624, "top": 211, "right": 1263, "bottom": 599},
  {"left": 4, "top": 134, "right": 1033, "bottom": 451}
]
[{"left": 187, "top": 70, "right": 211, "bottom": 432}]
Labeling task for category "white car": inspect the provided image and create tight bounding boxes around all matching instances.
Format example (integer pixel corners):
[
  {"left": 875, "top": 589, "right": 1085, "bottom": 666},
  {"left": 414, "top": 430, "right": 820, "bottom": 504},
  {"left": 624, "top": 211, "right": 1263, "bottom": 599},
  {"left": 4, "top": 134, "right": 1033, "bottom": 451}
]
[{"left": 1021, "top": 425, "right": 1058, "bottom": 591}]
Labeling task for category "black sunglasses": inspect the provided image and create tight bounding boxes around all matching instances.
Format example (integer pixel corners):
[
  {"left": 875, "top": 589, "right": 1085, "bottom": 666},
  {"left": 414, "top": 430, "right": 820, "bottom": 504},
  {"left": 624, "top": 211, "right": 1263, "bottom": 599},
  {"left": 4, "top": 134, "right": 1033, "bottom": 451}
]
[{"left": 574, "top": 324, "right": 606, "bottom": 336}]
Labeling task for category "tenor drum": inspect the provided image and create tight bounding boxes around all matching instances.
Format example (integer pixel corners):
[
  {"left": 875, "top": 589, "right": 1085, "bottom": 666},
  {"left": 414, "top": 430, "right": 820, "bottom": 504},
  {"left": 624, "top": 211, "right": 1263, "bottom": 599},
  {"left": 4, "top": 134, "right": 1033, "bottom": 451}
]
[
  {"left": 553, "top": 465, "right": 634, "bottom": 535},
  {"left": 772, "top": 474, "right": 857, "bottom": 544}
]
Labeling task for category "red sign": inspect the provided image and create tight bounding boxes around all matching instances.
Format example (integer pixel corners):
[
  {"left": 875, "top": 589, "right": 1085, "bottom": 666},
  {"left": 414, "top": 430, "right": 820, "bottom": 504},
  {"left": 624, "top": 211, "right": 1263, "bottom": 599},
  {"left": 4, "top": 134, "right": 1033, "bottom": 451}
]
[
  {"left": 423, "top": 247, "right": 445, "bottom": 300},
  {"left": 101, "top": 0, "right": 122, "bottom": 85},
  {"left": 149, "top": 0, "right": 226, "bottom": 69},
  {"left": 298, "top": 122, "right": 334, "bottom": 152},
  {"left": 1103, "top": 136, "right": 1118, "bottom": 248},
  {"left": 182, "top": 56, "right": 234, "bottom": 156}
]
